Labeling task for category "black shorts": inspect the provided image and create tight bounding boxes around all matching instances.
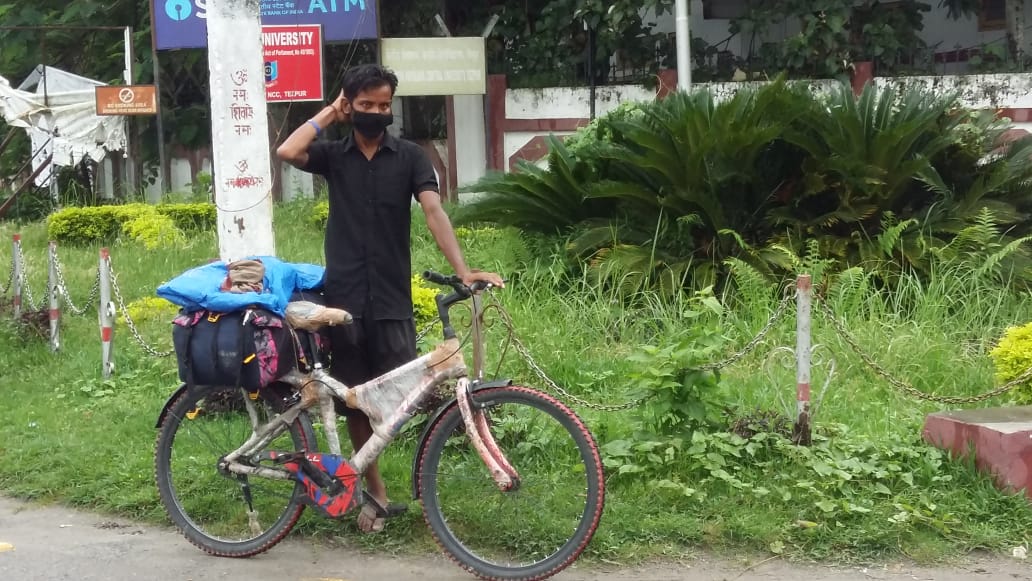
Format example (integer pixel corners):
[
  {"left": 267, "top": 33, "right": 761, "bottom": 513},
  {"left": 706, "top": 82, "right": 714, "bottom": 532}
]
[{"left": 328, "top": 317, "right": 417, "bottom": 418}]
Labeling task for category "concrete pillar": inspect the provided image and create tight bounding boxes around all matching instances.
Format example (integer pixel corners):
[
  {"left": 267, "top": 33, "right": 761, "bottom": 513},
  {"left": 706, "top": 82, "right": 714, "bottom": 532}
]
[
  {"left": 281, "top": 163, "right": 315, "bottom": 201},
  {"left": 206, "top": 0, "right": 276, "bottom": 262},
  {"left": 453, "top": 94, "right": 487, "bottom": 192}
]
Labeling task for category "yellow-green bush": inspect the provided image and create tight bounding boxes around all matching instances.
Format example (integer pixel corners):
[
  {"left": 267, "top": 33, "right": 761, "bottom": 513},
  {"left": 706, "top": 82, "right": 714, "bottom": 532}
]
[
  {"left": 47, "top": 206, "right": 127, "bottom": 244},
  {"left": 156, "top": 203, "right": 216, "bottom": 232},
  {"left": 989, "top": 322, "right": 1032, "bottom": 404},
  {"left": 122, "top": 210, "right": 185, "bottom": 250},
  {"left": 46, "top": 203, "right": 215, "bottom": 245},
  {"left": 121, "top": 296, "right": 180, "bottom": 324},
  {"left": 310, "top": 200, "right": 329, "bottom": 229},
  {"left": 455, "top": 226, "right": 495, "bottom": 239},
  {"left": 412, "top": 274, "right": 440, "bottom": 332}
]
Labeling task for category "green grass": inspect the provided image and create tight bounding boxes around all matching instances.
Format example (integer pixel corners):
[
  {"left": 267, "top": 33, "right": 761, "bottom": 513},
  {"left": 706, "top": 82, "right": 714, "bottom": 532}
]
[{"left": 0, "top": 199, "right": 1031, "bottom": 566}]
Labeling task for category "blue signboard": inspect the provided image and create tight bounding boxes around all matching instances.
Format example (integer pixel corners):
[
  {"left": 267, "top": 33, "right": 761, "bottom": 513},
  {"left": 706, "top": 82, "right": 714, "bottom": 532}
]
[{"left": 153, "top": 0, "right": 377, "bottom": 50}]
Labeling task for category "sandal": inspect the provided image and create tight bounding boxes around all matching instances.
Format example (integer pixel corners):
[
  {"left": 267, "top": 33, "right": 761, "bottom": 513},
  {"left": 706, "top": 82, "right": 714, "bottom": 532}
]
[{"left": 357, "top": 494, "right": 408, "bottom": 534}]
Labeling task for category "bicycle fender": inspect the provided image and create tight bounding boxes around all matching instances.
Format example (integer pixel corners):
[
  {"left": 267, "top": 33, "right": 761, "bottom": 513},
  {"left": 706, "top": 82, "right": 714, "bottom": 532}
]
[
  {"left": 154, "top": 383, "right": 223, "bottom": 428},
  {"left": 155, "top": 383, "right": 190, "bottom": 429},
  {"left": 410, "top": 378, "right": 513, "bottom": 499}
]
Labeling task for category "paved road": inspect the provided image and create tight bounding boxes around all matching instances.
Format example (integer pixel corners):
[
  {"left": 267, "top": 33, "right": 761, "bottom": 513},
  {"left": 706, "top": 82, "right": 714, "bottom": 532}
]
[{"left": 1, "top": 496, "right": 1030, "bottom": 581}]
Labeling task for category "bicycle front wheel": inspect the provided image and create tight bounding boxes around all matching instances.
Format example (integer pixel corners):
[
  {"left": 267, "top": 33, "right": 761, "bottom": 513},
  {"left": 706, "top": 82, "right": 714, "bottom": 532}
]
[
  {"left": 154, "top": 383, "right": 316, "bottom": 557},
  {"left": 416, "top": 385, "right": 605, "bottom": 580}
]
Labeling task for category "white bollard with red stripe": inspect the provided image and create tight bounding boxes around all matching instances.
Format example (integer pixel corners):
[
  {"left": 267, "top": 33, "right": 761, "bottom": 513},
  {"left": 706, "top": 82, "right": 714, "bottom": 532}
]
[
  {"left": 98, "top": 248, "right": 115, "bottom": 377},
  {"left": 794, "top": 273, "right": 812, "bottom": 445},
  {"left": 48, "top": 241, "right": 60, "bottom": 352},
  {"left": 12, "top": 234, "right": 22, "bottom": 319}
]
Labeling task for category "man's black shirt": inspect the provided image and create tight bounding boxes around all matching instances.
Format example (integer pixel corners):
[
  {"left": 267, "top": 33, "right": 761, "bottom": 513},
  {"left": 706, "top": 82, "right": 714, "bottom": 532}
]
[{"left": 303, "top": 131, "right": 439, "bottom": 320}]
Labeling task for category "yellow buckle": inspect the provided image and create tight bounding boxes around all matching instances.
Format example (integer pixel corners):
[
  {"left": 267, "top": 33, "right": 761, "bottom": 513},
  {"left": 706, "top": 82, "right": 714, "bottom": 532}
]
[{"left": 207, "top": 312, "right": 221, "bottom": 323}]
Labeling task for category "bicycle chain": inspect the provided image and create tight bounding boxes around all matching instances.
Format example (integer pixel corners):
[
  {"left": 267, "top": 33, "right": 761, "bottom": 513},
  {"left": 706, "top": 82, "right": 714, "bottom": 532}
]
[
  {"left": 815, "top": 298, "right": 1032, "bottom": 404},
  {"left": 108, "top": 261, "right": 174, "bottom": 358}
]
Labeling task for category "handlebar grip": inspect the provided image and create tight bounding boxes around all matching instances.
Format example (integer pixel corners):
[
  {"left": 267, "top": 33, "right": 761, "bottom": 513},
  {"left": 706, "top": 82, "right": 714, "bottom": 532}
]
[{"left": 422, "top": 270, "right": 454, "bottom": 285}]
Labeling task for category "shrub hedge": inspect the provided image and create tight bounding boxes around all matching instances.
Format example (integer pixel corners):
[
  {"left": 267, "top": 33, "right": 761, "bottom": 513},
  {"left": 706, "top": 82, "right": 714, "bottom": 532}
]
[{"left": 46, "top": 203, "right": 216, "bottom": 245}]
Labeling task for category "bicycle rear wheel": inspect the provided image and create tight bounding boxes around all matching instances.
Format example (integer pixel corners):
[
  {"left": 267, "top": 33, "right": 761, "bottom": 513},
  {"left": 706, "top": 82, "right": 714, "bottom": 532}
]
[
  {"left": 154, "top": 383, "right": 316, "bottom": 557},
  {"left": 416, "top": 385, "right": 605, "bottom": 581}
]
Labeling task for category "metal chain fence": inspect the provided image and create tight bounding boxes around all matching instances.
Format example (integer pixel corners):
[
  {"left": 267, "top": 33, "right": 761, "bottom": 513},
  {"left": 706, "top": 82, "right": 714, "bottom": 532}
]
[
  {"left": 0, "top": 254, "right": 13, "bottom": 295},
  {"left": 484, "top": 291, "right": 794, "bottom": 412},
  {"left": 16, "top": 243, "right": 49, "bottom": 311},
  {"left": 11, "top": 248, "right": 1032, "bottom": 410},
  {"left": 53, "top": 250, "right": 100, "bottom": 316},
  {"left": 108, "top": 261, "right": 174, "bottom": 358},
  {"left": 815, "top": 298, "right": 1032, "bottom": 405}
]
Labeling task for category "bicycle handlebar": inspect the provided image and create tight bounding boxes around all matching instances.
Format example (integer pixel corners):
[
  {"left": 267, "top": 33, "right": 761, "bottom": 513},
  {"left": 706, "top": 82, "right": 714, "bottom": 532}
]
[
  {"left": 421, "top": 270, "right": 494, "bottom": 294},
  {"left": 421, "top": 270, "right": 496, "bottom": 340}
]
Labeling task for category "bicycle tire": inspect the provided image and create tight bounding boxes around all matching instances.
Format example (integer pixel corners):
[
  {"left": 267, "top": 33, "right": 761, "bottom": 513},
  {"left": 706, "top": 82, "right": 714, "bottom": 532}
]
[
  {"left": 416, "top": 385, "right": 605, "bottom": 581},
  {"left": 154, "top": 384, "right": 316, "bottom": 557}
]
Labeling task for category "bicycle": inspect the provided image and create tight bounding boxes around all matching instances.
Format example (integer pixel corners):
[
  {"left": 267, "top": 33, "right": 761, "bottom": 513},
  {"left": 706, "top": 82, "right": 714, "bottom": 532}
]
[{"left": 153, "top": 271, "right": 606, "bottom": 581}]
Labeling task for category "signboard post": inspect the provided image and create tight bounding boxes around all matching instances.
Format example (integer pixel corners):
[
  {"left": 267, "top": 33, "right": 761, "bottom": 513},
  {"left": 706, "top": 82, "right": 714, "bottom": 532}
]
[
  {"left": 380, "top": 37, "right": 487, "bottom": 96},
  {"left": 262, "top": 24, "right": 324, "bottom": 102},
  {"left": 153, "top": 0, "right": 378, "bottom": 50}
]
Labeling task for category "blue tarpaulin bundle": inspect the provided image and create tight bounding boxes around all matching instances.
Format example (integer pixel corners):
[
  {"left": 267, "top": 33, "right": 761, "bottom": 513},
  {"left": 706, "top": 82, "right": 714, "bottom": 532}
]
[{"left": 157, "top": 256, "right": 325, "bottom": 316}]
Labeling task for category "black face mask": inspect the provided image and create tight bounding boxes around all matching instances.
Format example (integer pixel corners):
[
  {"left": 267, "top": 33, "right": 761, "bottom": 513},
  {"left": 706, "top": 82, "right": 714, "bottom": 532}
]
[{"left": 351, "top": 111, "right": 393, "bottom": 139}]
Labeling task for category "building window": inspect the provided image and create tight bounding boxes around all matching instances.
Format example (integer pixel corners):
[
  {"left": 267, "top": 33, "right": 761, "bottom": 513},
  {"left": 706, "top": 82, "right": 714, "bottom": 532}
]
[{"left": 979, "top": 0, "right": 1007, "bottom": 31}]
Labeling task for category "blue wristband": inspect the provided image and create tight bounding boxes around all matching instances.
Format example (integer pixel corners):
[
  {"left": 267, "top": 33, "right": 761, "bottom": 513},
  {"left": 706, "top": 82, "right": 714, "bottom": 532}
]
[{"left": 307, "top": 119, "right": 322, "bottom": 136}]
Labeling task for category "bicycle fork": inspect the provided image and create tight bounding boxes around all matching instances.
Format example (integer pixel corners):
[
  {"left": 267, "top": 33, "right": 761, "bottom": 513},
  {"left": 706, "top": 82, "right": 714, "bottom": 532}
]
[{"left": 455, "top": 377, "right": 521, "bottom": 492}]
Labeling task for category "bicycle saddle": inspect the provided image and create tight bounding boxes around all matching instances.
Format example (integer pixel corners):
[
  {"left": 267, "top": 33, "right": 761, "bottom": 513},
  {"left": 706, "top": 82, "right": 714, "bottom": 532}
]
[{"left": 285, "top": 301, "right": 353, "bottom": 331}]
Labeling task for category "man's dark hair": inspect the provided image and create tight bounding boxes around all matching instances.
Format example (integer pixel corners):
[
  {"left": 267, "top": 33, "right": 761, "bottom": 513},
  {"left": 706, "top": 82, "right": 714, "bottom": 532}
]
[{"left": 341, "top": 64, "right": 399, "bottom": 101}]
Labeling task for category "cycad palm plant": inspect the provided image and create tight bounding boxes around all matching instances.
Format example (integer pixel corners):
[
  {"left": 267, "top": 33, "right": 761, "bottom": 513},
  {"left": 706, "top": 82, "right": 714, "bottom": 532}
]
[
  {"left": 454, "top": 136, "right": 615, "bottom": 234},
  {"left": 770, "top": 82, "right": 962, "bottom": 267},
  {"left": 570, "top": 78, "right": 812, "bottom": 293}
]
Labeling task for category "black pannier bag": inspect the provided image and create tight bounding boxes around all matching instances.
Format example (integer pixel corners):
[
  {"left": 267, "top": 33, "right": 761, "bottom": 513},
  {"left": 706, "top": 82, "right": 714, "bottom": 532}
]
[{"left": 172, "top": 307, "right": 299, "bottom": 390}]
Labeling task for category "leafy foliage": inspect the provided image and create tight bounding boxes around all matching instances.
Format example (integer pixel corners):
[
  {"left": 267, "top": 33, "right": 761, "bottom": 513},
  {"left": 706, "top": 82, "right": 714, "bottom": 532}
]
[
  {"left": 464, "top": 80, "right": 1032, "bottom": 294},
  {"left": 989, "top": 321, "right": 1032, "bottom": 404},
  {"left": 621, "top": 288, "right": 727, "bottom": 438},
  {"left": 310, "top": 200, "right": 330, "bottom": 230},
  {"left": 456, "top": 136, "right": 614, "bottom": 234},
  {"left": 46, "top": 203, "right": 214, "bottom": 245},
  {"left": 410, "top": 274, "right": 440, "bottom": 333},
  {"left": 121, "top": 209, "right": 184, "bottom": 250},
  {"left": 576, "top": 79, "right": 811, "bottom": 292},
  {"left": 122, "top": 296, "right": 179, "bottom": 325}
]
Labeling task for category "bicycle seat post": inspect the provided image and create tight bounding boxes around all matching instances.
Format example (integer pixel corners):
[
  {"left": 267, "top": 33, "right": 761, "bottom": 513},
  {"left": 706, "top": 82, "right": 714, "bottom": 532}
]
[{"left": 306, "top": 332, "right": 323, "bottom": 370}]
